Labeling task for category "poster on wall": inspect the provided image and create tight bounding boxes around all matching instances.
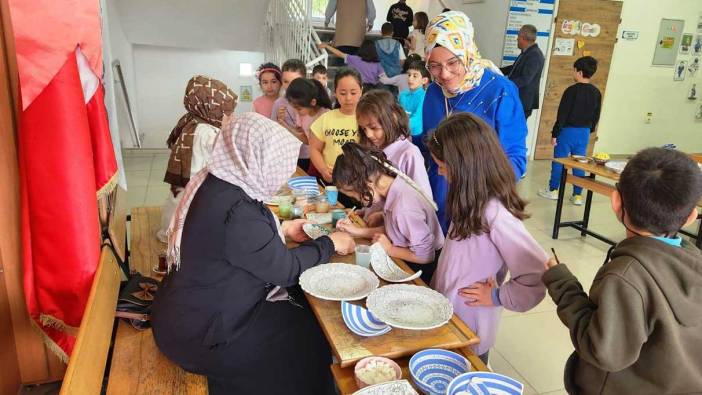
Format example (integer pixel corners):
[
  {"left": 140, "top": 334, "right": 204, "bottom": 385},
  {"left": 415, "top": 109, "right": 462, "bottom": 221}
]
[
  {"left": 689, "top": 57, "right": 700, "bottom": 77},
  {"left": 693, "top": 34, "right": 702, "bottom": 55},
  {"left": 240, "top": 86, "right": 252, "bottom": 102},
  {"left": 674, "top": 60, "right": 688, "bottom": 81},
  {"left": 680, "top": 33, "right": 693, "bottom": 54},
  {"left": 652, "top": 19, "right": 685, "bottom": 66},
  {"left": 553, "top": 38, "right": 575, "bottom": 56},
  {"left": 501, "top": 0, "right": 555, "bottom": 66}
]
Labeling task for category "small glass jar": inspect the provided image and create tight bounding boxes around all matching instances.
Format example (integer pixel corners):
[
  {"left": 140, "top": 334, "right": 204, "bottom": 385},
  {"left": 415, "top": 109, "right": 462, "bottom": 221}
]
[{"left": 314, "top": 194, "right": 330, "bottom": 213}]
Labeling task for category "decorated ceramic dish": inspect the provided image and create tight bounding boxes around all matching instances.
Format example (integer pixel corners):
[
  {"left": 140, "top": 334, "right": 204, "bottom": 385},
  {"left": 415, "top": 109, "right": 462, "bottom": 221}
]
[
  {"left": 352, "top": 379, "right": 418, "bottom": 395},
  {"left": 299, "top": 263, "right": 379, "bottom": 301},
  {"left": 369, "top": 243, "right": 422, "bottom": 283},
  {"left": 303, "top": 223, "right": 331, "bottom": 239},
  {"left": 366, "top": 284, "right": 453, "bottom": 330}
]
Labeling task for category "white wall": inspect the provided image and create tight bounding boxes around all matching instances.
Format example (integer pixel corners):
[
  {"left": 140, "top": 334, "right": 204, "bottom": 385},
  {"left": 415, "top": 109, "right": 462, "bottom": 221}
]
[
  {"left": 427, "top": 0, "right": 511, "bottom": 64},
  {"left": 114, "top": 0, "right": 269, "bottom": 53},
  {"left": 132, "top": 45, "right": 264, "bottom": 148},
  {"left": 596, "top": 0, "right": 702, "bottom": 154},
  {"left": 103, "top": 0, "right": 140, "bottom": 149}
]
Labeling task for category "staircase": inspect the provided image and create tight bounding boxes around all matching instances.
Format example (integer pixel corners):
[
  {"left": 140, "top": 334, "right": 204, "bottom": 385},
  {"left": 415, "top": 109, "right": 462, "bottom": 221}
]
[{"left": 264, "top": 0, "right": 328, "bottom": 72}]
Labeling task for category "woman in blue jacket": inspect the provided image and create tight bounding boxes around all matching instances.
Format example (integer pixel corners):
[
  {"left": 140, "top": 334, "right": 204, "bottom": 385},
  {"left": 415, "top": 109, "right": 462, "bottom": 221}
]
[{"left": 420, "top": 11, "right": 528, "bottom": 233}]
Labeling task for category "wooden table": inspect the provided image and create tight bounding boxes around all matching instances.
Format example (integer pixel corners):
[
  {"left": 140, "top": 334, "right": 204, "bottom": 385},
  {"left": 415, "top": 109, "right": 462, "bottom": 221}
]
[
  {"left": 278, "top": 170, "right": 488, "bottom": 393},
  {"left": 552, "top": 158, "right": 702, "bottom": 247}
]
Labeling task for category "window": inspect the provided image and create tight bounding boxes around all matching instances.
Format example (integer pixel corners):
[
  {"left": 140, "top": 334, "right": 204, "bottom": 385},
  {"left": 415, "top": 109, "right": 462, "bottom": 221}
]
[{"left": 310, "top": 0, "right": 327, "bottom": 22}]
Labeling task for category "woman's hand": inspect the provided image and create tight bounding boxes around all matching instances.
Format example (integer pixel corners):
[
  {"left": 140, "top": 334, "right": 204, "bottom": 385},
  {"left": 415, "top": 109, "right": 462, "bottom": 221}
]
[
  {"left": 551, "top": 138, "right": 557, "bottom": 146},
  {"left": 458, "top": 278, "right": 497, "bottom": 307},
  {"left": 371, "top": 233, "right": 392, "bottom": 252},
  {"left": 281, "top": 219, "right": 311, "bottom": 243},
  {"left": 335, "top": 219, "right": 365, "bottom": 238},
  {"left": 365, "top": 212, "right": 384, "bottom": 227},
  {"left": 328, "top": 232, "right": 356, "bottom": 255}
]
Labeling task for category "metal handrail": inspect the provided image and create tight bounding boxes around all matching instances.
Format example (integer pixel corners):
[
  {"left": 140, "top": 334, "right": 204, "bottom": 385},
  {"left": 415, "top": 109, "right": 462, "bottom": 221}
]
[{"left": 265, "top": 0, "right": 328, "bottom": 73}]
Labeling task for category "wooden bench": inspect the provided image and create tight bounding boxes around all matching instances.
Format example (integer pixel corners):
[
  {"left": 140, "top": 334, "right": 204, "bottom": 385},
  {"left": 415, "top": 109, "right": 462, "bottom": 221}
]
[
  {"left": 106, "top": 206, "right": 207, "bottom": 394},
  {"left": 59, "top": 246, "right": 121, "bottom": 395}
]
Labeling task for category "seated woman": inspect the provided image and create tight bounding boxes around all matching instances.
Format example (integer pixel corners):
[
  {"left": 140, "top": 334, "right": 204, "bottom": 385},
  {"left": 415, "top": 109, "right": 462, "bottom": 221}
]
[{"left": 151, "top": 112, "right": 355, "bottom": 395}]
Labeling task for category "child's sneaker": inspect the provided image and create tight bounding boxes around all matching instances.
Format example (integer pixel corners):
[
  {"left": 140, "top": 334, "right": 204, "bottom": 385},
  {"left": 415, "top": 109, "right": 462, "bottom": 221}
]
[
  {"left": 570, "top": 195, "right": 583, "bottom": 206},
  {"left": 538, "top": 188, "right": 559, "bottom": 200}
]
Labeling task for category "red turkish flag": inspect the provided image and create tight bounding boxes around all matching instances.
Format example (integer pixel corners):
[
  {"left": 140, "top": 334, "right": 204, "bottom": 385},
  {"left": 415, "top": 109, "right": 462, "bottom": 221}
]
[{"left": 9, "top": 0, "right": 117, "bottom": 359}]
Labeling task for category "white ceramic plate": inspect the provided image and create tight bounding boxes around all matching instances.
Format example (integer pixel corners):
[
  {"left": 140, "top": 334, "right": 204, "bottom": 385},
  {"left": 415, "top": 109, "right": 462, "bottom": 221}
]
[
  {"left": 300, "top": 263, "right": 380, "bottom": 301},
  {"left": 353, "top": 379, "right": 418, "bottom": 395},
  {"left": 306, "top": 212, "right": 332, "bottom": 225},
  {"left": 605, "top": 160, "right": 627, "bottom": 174},
  {"left": 369, "top": 243, "right": 422, "bottom": 283},
  {"left": 303, "top": 223, "right": 331, "bottom": 239},
  {"left": 367, "top": 284, "right": 453, "bottom": 330}
]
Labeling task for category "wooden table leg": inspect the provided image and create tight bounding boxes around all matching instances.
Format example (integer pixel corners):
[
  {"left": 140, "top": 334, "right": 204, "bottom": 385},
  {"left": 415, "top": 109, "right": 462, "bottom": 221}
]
[{"left": 552, "top": 164, "right": 568, "bottom": 239}]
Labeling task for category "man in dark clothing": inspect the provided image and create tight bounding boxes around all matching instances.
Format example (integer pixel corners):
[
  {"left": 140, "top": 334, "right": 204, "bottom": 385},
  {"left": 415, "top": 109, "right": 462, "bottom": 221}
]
[
  {"left": 542, "top": 148, "right": 702, "bottom": 395},
  {"left": 387, "top": 0, "right": 413, "bottom": 48},
  {"left": 500, "top": 24, "right": 545, "bottom": 118}
]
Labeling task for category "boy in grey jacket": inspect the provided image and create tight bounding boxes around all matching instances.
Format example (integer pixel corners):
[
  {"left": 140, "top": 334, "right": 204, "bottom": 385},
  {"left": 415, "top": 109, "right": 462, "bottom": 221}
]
[{"left": 543, "top": 147, "right": 702, "bottom": 394}]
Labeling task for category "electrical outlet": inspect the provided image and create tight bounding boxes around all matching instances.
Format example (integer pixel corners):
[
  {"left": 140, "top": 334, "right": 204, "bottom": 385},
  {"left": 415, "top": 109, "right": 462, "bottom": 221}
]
[{"left": 645, "top": 112, "right": 653, "bottom": 124}]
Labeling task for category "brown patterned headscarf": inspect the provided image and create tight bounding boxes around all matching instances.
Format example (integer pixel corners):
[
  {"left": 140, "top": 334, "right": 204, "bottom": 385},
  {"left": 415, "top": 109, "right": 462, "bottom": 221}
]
[{"left": 164, "top": 75, "right": 237, "bottom": 188}]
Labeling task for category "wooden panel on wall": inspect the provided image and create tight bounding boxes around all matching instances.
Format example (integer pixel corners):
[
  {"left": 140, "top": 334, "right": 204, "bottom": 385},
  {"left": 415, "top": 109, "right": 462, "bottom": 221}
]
[
  {"left": 535, "top": 0, "right": 623, "bottom": 159},
  {"left": 0, "top": 1, "right": 22, "bottom": 393},
  {"left": 0, "top": 0, "right": 66, "bottom": 386}
]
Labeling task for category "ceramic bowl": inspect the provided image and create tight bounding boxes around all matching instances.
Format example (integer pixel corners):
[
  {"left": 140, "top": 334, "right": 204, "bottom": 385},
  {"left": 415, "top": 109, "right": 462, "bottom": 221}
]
[
  {"left": 409, "top": 349, "right": 470, "bottom": 395},
  {"left": 354, "top": 356, "right": 402, "bottom": 389}
]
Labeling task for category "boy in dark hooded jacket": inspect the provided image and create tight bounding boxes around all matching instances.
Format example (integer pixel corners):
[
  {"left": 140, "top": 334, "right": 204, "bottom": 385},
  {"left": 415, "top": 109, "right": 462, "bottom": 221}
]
[{"left": 543, "top": 147, "right": 702, "bottom": 394}]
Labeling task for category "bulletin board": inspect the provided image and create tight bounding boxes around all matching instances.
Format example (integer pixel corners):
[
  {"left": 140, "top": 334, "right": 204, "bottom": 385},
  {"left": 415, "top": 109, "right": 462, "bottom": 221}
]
[
  {"left": 652, "top": 19, "right": 685, "bottom": 66},
  {"left": 534, "top": 0, "right": 622, "bottom": 159}
]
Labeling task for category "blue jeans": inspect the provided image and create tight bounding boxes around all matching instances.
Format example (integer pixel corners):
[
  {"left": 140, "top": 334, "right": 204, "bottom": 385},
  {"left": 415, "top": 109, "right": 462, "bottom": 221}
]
[{"left": 549, "top": 127, "right": 590, "bottom": 195}]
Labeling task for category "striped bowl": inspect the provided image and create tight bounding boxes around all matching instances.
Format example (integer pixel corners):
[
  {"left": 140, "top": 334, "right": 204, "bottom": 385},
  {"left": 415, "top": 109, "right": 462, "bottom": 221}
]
[
  {"left": 447, "top": 372, "right": 524, "bottom": 395},
  {"left": 409, "top": 349, "right": 470, "bottom": 395},
  {"left": 287, "top": 176, "right": 319, "bottom": 192},
  {"left": 341, "top": 301, "right": 391, "bottom": 337}
]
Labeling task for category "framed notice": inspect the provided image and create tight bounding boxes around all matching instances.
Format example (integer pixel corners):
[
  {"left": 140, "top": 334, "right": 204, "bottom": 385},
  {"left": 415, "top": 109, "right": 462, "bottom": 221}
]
[
  {"left": 553, "top": 38, "right": 575, "bottom": 56},
  {"left": 652, "top": 19, "right": 685, "bottom": 66},
  {"left": 501, "top": 0, "right": 555, "bottom": 66}
]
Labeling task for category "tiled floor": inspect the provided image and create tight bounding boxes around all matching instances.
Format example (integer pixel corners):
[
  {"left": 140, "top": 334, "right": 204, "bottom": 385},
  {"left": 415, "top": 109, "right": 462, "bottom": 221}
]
[{"left": 123, "top": 150, "right": 699, "bottom": 394}]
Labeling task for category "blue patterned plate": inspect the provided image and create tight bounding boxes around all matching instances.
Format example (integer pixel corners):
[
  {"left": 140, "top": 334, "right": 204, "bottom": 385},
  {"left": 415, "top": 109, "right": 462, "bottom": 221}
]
[
  {"left": 341, "top": 301, "right": 391, "bottom": 337},
  {"left": 447, "top": 372, "right": 524, "bottom": 395}
]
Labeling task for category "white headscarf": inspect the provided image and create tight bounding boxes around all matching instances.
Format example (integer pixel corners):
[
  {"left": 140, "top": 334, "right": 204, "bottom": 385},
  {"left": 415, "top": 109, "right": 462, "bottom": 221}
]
[
  {"left": 425, "top": 11, "right": 501, "bottom": 98},
  {"left": 166, "top": 112, "right": 302, "bottom": 270}
]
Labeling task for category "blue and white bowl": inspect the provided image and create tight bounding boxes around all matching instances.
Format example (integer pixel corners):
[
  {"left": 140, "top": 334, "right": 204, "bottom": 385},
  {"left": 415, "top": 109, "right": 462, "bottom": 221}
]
[
  {"left": 288, "top": 176, "right": 320, "bottom": 192},
  {"left": 409, "top": 349, "right": 470, "bottom": 395},
  {"left": 447, "top": 372, "right": 524, "bottom": 395},
  {"left": 341, "top": 301, "right": 392, "bottom": 337}
]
